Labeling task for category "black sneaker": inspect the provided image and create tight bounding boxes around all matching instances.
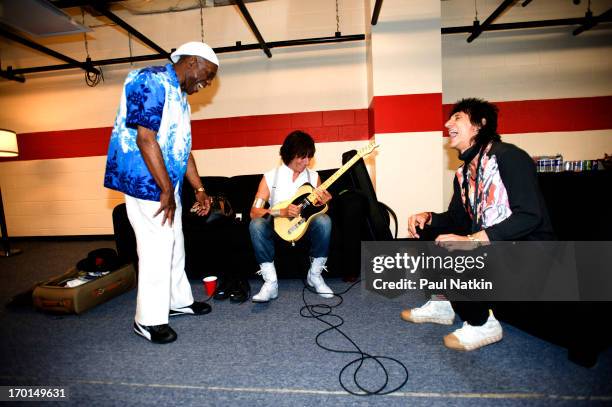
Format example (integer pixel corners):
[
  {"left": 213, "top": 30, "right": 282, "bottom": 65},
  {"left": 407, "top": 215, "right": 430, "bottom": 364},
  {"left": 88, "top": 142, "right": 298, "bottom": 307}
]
[
  {"left": 213, "top": 279, "right": 230, "bottom": 300},
  {"left": 133, "top": 321, "right": 177, "bottom": 344},
  {"left": 169, "top": 301, "right": 212, "bottom": 316},
  {"left": 229, "top": 279, "right": 251, "bottom": 303}
]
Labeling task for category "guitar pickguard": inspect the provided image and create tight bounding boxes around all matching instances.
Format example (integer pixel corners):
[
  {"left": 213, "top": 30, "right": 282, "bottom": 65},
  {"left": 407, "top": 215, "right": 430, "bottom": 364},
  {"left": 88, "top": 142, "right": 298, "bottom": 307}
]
[{"left": 291, "top": 193, "right": 327, "bottom": 220}]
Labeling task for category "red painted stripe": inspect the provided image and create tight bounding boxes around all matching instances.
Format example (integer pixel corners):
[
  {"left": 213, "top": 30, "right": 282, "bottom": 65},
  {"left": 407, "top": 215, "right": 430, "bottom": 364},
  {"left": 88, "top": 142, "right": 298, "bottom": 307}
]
[
  {"left": 2, "top": 96, "right": 610, "bottom": 162},
  {"left": 14, "top": 127, "right": 111, "bottom": 161},
  {"left": 442, "top": 96, "right": 612, "bottom": 136},
  {"left": 372, "top": 93, "right": 443, "bottom": 134},
  {"left": 5, "top": 109, "right": 370, "bottom": 162}
]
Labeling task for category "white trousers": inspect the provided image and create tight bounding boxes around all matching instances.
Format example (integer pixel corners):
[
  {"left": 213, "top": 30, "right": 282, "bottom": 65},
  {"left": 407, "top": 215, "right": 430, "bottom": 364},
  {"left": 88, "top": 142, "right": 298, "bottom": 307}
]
[{"left": 125, "top": 189, "right": 193, "bottom": 326}]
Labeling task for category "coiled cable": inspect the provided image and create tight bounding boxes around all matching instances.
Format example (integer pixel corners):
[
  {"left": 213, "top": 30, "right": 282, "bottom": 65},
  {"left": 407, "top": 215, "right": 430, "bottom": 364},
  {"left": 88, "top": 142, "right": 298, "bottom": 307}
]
[{"left": 299, "top": 279, "right": 409, "bottom": 396}]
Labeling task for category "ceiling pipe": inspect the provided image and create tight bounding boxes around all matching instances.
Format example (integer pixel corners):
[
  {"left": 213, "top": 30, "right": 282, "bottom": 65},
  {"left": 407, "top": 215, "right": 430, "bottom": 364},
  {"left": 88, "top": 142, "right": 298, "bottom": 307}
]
[
  {"left": 6, "top": 34, "right": 364, "bottom": 77},
  {"left": 0, "top": 27, "right": 100, "bottom": 75},
  {"left": 90, "top": 2, "right": 170, "bottom": 59},
  {"left": 233, "top": 0, "right": 271, "bottom": 58},
  {"left": 573, "top": 8, "right": 612, "bottom": 35},
  {"left": 467, "top": 0, "right": 516, "bottom": 43},
  {"left": 371, "top": 0, "right": 384, "bottom": 25}
]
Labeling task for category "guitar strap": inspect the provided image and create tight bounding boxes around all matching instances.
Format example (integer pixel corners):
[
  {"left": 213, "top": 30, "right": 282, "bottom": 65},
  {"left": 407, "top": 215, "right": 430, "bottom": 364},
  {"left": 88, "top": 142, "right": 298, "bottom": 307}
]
[{"left": 270, "top": 166, "right": 279, "bottom": 206}]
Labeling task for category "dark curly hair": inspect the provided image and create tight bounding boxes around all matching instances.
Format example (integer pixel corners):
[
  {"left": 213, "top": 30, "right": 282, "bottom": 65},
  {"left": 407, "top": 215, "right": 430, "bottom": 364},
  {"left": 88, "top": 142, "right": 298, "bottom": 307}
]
[
  {"left": 280, "top": 130, "right": 315, "bottom": 165},
  {"left": 450, "top": 98, "right": 501, "bottom": 146}
]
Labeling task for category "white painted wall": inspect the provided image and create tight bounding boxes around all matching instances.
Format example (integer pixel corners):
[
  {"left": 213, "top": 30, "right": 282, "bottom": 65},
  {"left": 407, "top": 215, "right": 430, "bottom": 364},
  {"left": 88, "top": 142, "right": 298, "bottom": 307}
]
[
  {"left": 369, "top": 0, "right": 444, "bottom": 238},
  {"left": 0, "top": 0, "right": 368, "bottom": 132},
  {"left": 440, "top": 0, "right": 612, "bottom": 205},
  {"left": 0, "top": 157, "right": 123, "bottom": 236}
]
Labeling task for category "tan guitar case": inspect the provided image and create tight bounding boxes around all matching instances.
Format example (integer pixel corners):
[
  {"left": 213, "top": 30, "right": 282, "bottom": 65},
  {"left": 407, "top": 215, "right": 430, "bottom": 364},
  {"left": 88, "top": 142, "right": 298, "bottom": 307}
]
[{"left": 32, "top": 263, "right": 136, "bottom": 314}]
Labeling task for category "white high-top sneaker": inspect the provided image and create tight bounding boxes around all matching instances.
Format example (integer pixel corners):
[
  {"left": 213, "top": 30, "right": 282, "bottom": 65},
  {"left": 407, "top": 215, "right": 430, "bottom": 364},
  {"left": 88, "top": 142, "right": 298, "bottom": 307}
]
[
  {"left": 306, "top": 257, "right": 334, "bottom": 299},
  {"left": 443, "top": 310, "right": 503, "bottom": 351},
  {"left": 400, "top": 300, "right": 455, "bottom": 325},
  {"left": 252, "top": 262, "right": 278, "bottom": 303}
]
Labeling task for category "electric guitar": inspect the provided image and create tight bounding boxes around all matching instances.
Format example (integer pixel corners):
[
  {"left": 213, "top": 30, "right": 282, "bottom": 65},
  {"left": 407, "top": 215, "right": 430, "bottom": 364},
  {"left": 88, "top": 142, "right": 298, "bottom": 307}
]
[{"left": 272, "top": 142, "right": 379, "bottom": 242}]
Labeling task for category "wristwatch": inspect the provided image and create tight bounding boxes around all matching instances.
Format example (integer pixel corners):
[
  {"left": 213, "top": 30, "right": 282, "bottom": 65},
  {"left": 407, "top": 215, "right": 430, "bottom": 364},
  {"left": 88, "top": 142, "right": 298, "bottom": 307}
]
[{"left": 194, "top": 187, "right": 206, "bottom": 194}]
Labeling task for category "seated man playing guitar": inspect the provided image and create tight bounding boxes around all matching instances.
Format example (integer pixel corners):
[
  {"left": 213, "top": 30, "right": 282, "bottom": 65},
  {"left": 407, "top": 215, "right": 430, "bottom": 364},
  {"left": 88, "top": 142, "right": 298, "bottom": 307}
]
[{"left": 249, "top": 130, "right": 334, "bottom": 302}]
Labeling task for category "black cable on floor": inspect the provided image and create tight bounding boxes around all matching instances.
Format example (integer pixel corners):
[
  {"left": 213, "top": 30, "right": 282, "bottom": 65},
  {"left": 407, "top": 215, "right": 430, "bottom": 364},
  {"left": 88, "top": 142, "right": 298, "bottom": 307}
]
[{"left": 299, "top": 279, "right": 409, "bottom": 396}]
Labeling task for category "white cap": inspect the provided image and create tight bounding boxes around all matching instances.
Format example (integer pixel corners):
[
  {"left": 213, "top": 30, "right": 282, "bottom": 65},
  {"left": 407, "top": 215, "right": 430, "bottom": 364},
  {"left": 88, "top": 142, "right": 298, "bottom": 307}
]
[{"left": 170, "top": 41, "right": 219, "bottom": 67}]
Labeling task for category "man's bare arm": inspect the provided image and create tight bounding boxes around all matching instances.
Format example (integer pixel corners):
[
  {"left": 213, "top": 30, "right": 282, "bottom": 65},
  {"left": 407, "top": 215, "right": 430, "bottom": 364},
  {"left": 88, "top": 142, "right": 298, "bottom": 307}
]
[{"left": 136, "top": 125, "right": 175, "bottom": 226}]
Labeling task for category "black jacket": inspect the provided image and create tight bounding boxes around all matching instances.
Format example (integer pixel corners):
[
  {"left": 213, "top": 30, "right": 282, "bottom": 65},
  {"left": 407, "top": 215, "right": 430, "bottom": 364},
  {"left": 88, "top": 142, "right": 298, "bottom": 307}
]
[{"left": 431, "top": 141, "right": 555, "bottom": 241}]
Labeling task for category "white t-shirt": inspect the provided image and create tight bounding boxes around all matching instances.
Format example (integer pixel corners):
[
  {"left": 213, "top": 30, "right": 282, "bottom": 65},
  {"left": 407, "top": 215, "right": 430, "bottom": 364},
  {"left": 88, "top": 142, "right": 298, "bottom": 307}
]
[{"left": 263, "top": 164, "right": 318, "bottom": 207}]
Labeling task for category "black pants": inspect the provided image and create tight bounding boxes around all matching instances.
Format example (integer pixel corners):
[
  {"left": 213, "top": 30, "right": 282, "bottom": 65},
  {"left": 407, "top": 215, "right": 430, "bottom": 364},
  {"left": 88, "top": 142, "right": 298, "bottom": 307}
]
[
  {"left": 417, "top": 226, "right": 492, "bottom": 326},
  {"left": 451, "top": 301, "right": 492, "bottom": 326}
]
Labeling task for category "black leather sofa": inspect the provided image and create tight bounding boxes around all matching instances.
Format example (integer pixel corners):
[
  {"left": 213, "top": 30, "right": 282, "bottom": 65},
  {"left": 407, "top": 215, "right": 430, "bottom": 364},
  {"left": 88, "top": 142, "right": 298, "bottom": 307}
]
[
  {"left": 494, "top": 170, "right": 612, "bottom": 367},
  {"left": 179, "top": 169, "right": 371, "bottom": 280},
  {"left": 112, "top": 151, "right": 393, "bottom": 281}
]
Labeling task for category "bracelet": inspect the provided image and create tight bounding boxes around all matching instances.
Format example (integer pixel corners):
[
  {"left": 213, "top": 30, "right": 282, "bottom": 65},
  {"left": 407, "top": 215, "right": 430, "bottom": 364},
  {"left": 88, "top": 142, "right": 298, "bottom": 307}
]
[
  {"left": 194, "top": 187, "right": 206, "bottom": 194},
  {"left": 252, "top": 197, "right": 266, "bottom": 209},
  {"left": 270, "top": 209, "right": 281, "bottom": 217}
]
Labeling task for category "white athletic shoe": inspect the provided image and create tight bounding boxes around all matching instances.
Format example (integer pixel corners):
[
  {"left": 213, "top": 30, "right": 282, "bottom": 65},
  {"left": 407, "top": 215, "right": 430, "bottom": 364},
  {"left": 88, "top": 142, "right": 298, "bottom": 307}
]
[
  {"left": 443, "top": 310, "right": 503, "bottom": 351},
  {"left": 400, "top": 300, "right": 455, "bottom": 325}
]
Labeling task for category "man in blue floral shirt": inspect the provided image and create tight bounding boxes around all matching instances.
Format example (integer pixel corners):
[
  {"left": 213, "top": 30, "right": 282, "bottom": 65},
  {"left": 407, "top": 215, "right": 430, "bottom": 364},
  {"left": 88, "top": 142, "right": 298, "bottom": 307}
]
[{"left": 104, "top": 42, "right": 219, "bottom": 344}]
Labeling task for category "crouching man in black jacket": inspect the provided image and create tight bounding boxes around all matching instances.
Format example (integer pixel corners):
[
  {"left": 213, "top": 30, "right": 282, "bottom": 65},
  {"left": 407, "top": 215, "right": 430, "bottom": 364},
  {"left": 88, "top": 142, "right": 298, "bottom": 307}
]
[{"left": 400, "top": 98, "right": 554, "bottom": 351}]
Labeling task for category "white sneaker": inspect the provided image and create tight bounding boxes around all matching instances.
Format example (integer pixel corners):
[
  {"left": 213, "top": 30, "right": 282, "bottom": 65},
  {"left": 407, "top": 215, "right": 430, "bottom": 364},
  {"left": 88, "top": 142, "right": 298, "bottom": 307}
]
[
  {"left": 400, "top": 300, "right": 455, "bottom": 325},
  {"left": 443, "top": 310, "right": 503, "bottom": 351}
]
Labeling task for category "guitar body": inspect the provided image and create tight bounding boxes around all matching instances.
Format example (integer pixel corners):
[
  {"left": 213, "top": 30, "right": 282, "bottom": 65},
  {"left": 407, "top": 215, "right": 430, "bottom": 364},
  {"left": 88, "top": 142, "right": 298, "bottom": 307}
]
[{"left": 272, "top": 183, "right": 328, "bottom": 242}]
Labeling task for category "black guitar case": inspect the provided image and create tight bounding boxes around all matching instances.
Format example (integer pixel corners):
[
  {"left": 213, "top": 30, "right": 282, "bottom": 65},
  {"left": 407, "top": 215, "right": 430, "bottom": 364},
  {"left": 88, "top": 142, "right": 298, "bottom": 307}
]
[{"left": 341, "top": 150, "right": 394, "bottom": 241}]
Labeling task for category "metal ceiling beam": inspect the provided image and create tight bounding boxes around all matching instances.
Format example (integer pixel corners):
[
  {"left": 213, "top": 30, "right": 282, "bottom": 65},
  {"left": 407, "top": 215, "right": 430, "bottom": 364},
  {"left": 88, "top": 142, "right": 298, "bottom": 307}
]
[
  {"left": 443, "top": 15, "right": 611, "bottom": 34},
  {"left": 467, "top": 0, "right": 516, "bottom": 43},
  {"left": 0, "top": 27, "right": 100, "bottom": 75},
  {"left": 371, "top": 0, "right": 384, "bottom": 25},
  {"left": 0, "top": 69, "right": 26, "bottom": 83},
  {"left": 573, "top": 8, "right": 612, "bottom": 36},
  {"left": 51, "top": 0, "right": 121, "bottom": 8},
  {"left": 90, "top": 2, "right": 170, "bottom": 59},
  {"left": 443, "top": 17, "right": 583, "bottom": 34},
  {"left": 233, "top": 0, "right": 271, "bottom": 58},
  {"left": 6, "top": 34, "right": 364, "bottom": 76}
]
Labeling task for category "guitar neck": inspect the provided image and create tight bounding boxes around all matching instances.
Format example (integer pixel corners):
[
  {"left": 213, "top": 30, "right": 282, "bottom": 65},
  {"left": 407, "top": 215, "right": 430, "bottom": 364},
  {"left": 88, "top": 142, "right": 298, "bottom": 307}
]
[{"left": 307, "top": 152, "right": 364, "bottom": 201}]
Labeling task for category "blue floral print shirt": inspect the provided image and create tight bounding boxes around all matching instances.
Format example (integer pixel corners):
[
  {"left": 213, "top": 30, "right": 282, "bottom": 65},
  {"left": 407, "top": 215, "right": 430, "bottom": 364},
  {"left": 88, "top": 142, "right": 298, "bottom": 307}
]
[{"left": 104, "top": 64, "right": 192, "bottom": 201}]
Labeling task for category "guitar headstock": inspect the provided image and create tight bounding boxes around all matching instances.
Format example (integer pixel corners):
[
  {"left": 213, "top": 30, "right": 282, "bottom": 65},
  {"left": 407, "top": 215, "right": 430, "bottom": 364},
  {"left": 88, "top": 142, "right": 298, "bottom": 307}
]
[{"left": 357, "top": 141, "right": 379, "bottom": 158}]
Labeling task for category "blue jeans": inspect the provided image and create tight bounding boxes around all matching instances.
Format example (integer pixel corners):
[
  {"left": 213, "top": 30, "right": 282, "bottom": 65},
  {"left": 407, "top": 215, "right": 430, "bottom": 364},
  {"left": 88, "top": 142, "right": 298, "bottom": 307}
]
[{"left": 249, "top": 214, "right": 331, "bottom": 264}]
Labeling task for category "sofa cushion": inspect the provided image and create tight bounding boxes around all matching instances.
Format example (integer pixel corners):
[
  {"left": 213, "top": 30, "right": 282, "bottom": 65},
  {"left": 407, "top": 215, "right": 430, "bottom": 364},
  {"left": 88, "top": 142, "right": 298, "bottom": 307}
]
[{"left": 226, "top": 174, "right": 262, "bottom": 222}]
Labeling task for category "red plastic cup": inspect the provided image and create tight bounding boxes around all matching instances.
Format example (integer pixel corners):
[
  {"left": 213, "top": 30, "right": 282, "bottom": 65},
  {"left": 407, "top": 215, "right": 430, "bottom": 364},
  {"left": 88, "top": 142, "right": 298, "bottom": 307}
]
[{"left": 203, "top": 276, "right": 218, "bottom": 296}]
